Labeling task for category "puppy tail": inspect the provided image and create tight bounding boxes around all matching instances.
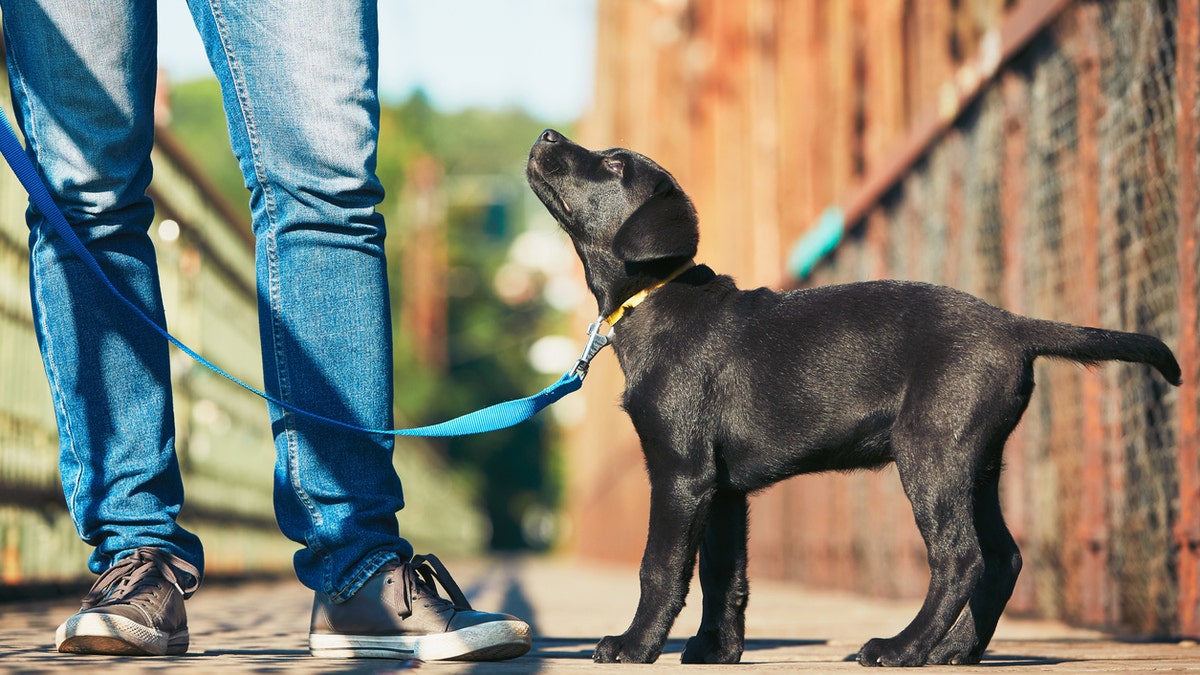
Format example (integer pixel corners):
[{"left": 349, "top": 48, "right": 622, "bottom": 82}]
[{"left": 1019, "top": 318, "right": 1182, "bottom": 386}]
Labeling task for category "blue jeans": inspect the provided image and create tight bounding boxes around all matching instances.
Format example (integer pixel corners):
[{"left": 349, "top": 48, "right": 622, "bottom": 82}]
[{"left": 2, "top": 0, "right": 412, "bottom": 600}]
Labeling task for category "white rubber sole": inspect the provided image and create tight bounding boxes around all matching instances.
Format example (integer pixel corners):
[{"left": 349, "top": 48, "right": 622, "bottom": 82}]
[
  {"left": 56, "top": 612, "right": 188, "bottom": 656},
  {"left": 309, "top": 620, "right": 532, "bottom": 661}
]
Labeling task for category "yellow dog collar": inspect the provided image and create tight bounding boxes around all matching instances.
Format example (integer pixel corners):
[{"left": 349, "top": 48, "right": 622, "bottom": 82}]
[{"left": 604, "top": 261, "right": 697, "bottom": 327}]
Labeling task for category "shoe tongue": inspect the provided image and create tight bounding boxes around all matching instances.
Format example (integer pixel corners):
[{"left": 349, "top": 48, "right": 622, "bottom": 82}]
[
  {"left": 411, "top": 554, "right": 473, "bottom": 609},
  {"left": 394, "top": 565, "right": 445, "bottom": 619},
  {"left": 414, "top": 575, "right": 456, "bottom": 611},
  {"left": 79, "top": 548, "right": 201, "bottom": 609},
  {"left": 394, "top": 556, "right": 475, "bottom": 622},
  {"left": 83, "top": 558, "right": 160, "bottom": 608}
]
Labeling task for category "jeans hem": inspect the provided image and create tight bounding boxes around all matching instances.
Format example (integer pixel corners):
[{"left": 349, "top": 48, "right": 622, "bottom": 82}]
[{"left": 328, "top": 549, "right": 405, "bottom": 604}]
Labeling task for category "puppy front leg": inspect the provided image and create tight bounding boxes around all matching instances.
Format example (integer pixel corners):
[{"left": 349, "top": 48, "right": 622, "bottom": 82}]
[
  {"left": 594, "top": 475, "right": 714, "bottom": 663},
  {"left": 682, "top": 489, "right": 749, "bottom": 664}
]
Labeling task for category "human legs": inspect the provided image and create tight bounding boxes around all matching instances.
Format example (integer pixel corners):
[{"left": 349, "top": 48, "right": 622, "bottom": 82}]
[
  {"left": 3, "top": 0, "right": 203, "bottom": 656},
  {"left": 1, "top": 0, "right": 204, "bottom": 578},
  {"left": 7, "top": 0, "right": 525, "bottom": 658},
  {"left": 185, "top": 2, "right": 530, "bottom": 659},
  {"left": 8, "top": 0, "right": 404, "bottom": 599},
  {"left": 185, "top": 0, "right": 410, "bottom": 600}
]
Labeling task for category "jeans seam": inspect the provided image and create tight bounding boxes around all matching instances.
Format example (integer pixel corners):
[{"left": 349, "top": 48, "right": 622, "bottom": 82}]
[
  {"left": 13, "top": 38, "right": 85, "bottom": 533},
  {"left": 30, "top": 234, "right": 88, "bottom": 536},
  {"left": 206, "top": 0, "right": 279, "bottom": 230},
  {"left": 4, "top": 17, "right": 46, "bottom": 200},
  {"left": 204, "top": 0, "right": 323, "bottom": 543},
  {"left": 266, "top": 233, "right": 321, "bottom": 532}
]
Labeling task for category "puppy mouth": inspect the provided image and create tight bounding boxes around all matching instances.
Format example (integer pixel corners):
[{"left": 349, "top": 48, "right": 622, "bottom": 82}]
[
  {"left": 549, "top": 186, "right": 572, "bottom": 216},
  {"left": 527, "top": 160, "right": 572, "bottom": 217}
]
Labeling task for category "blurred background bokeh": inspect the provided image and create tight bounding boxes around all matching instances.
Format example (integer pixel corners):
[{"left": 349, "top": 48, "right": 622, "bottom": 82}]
[{"left": 3, "top": 0, "right": 1200, "bottom": 641}]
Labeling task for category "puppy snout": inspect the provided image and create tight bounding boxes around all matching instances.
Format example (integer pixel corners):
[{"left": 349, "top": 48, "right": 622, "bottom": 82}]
[{"left": 529, "top": 129, "right": 567, "bottom": 173}]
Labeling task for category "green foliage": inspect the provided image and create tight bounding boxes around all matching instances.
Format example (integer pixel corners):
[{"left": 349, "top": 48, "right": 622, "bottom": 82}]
[
  {"left": 166, "top": 79, "right": 576, "bottom": 551},
  {"left": 383, "top": 93, "right": 576, "bottom": 550},
  {"left": 163, "top": 79, "right": 251, "bottom": 224}
]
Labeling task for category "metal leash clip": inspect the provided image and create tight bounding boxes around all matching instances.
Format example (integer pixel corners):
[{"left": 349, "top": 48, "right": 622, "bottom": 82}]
[{"left": 572, "top": 317, "right": 613, "bottom": 378}]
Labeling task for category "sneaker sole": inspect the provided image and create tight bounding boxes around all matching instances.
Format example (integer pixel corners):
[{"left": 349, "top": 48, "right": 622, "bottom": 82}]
[
  {"left": 309, "top": 620, "right": 532, "bottom": 661},
  {"left": 56, "top": 613, "right": 188, "bottom": 656}
]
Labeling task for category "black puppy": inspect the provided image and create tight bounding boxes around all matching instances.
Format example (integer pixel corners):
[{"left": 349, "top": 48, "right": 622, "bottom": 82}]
[{"left": 526, "top": 129, "right": 1182, "bottom": 667}]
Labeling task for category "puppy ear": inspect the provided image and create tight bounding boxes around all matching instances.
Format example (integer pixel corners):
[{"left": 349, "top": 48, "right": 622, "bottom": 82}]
[{"left": 612, "top": 182, "right": 699, "bottom": 263}]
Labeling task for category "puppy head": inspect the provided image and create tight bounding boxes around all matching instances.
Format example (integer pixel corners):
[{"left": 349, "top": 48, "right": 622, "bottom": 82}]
[{"left": 526, "top": 129, "right": 698, "bottom": 316}]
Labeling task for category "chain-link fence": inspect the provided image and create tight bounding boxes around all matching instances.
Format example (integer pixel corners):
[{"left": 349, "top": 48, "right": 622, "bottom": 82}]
[{"left": 802, "top": 0, "right": 1197, "bottom": 635}]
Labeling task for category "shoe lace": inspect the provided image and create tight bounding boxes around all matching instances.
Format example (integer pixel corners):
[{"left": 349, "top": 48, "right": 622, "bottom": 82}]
[
  {"left": 80, "top": 547, "right": 201, "bottom": 609},
  {"left": 395, "top": 553, "right": 473, "bottom": 619}
]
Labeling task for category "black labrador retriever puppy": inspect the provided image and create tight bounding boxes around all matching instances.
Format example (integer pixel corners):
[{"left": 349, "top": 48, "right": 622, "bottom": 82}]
[{"left": 525, "top": 129, "right": 1182, "bottom": 667}]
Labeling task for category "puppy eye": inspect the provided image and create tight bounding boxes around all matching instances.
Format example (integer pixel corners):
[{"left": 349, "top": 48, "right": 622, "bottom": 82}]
[{"left": 603, "top": 158, "right": 624, "bottom": 175}]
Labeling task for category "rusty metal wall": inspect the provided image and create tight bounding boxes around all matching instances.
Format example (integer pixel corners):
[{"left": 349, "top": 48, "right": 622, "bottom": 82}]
[{"left": 573, "top": 0, "right": 1200, "bottom": 637}]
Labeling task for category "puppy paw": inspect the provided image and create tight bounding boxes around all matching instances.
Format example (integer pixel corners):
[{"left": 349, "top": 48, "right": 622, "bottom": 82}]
[
  {"left": 926, "top": 618, "right": 986, "bottom": 665},
  {"left": 593, "top": 635, "right": 624, "bottom": 663},
  {"left": 681, "top": 630, "right": 743, "bottom": 664},
  {"left": 927, "top": 639, "right": 983, "bottom": 665},
  {"left": 593, "top": 634, "right": 659, "bottom": 663},
  {"left": 857, "top": 637, "right": 929, "bottom": 667}
]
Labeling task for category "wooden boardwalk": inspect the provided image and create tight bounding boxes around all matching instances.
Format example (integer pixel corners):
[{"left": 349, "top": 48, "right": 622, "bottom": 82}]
[{"left": 2, "top": 555, "right": 1199, "bottom": 673}]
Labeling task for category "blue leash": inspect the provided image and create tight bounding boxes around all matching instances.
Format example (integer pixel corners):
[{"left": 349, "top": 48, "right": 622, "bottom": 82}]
[{"left": 0, "top": 110, "right": 593, "bottom": 437}]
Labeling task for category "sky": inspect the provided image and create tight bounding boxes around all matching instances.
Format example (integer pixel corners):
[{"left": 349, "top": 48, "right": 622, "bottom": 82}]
[{"left": 157, "top": 0, "right": 598, "bottom": 122}]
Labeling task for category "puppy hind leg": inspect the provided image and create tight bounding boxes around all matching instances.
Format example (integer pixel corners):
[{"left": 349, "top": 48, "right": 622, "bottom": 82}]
[
  {"left": 682, "top": 489, "right": 749, "bottom": 664},
  {"left": 928, "top": 473, "right": 1021, "bottom": 665},
  {"left": 858, "top": 446, "right": 985, "bottom": 667},
  {"left": 930, "top": 379, "right": 1031, "bottom": 665}
]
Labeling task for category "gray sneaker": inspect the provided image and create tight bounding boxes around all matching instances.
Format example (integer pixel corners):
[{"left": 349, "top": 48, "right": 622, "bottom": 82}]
[
  {"left": 309, "top": 553, "right": 532, "bottom": 661},
  {"left": 56, "top": 547, "right": 201, "bottom": 656}
]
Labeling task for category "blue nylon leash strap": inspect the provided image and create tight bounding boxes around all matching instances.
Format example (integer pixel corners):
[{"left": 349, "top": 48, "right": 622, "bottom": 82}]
[{"left": 0, "top": 109, "right": 587, "bottom": 437}]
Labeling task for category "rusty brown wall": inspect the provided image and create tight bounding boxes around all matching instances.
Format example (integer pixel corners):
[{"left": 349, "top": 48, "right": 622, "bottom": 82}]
[{"left": 568, "top": 0, "right": 1200, "bottom": 637}]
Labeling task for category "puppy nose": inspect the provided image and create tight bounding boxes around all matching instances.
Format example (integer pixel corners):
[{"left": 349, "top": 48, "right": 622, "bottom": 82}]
[{"left": 540, "top": 129, "right": 561, "bottom": 143}]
